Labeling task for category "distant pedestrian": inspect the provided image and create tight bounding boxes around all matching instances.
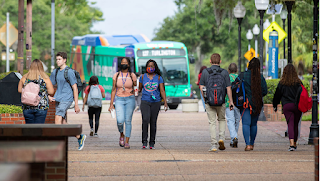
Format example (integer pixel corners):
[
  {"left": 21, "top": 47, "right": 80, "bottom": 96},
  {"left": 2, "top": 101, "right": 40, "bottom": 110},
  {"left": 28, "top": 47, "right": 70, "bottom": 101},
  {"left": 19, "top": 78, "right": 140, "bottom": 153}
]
[
  {"left": 225, "top": 63, "right": 241, "bottom": 148},
  {"left": 273, "top": 64, "right": 302, "bottom": 151},
  {"left": 139, "top": 59, "right": 168, "bottom": 149},
  {"left": 134, "top": 72, "right": 142, "bottom": 112},
  {"left": 82, "top": 76, "right": 105, "bottom": 137},
  {"left": 49, "top": 52, "right": 86, "bottom": 151},
  {"left": 109, "top": 57, "right": 137, "bottom": 149},
  {"left": 18, "top": 59, "right": 54, "bottom": 124},
  {"left": 199, "top": 53, "right": 234, "bottom": 152},
  {"left": 237, "top": 58, "right": 267, "bottom": 151},
  {"left": 196, "top": 66, "right": 207, "bottom": 110}
]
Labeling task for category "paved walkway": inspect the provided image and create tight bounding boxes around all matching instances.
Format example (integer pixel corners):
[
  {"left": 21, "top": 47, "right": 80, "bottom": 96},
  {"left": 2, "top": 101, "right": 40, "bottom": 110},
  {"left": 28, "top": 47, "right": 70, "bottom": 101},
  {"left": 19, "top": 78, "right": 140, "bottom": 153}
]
[{"left": 66, "top": 109, "right": 315, "bottom": 181}]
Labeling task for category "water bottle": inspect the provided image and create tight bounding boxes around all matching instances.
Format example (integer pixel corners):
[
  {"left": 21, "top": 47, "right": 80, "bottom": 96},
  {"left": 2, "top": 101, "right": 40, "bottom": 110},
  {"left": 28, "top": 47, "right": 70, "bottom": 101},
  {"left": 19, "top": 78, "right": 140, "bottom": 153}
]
[{"left": 202, "top": 86, "right": 207, "bottom": 103}]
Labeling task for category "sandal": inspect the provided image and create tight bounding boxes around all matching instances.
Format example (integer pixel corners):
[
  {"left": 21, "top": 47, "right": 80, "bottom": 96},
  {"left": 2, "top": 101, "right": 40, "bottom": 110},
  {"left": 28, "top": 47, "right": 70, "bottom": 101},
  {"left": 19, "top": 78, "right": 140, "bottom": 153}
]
[
  {"left": 124, "top": 143, "right": 130, "bottom": 149},
  {"left": 119, "top": 137, "right": 124, "bottom": 147},
  {"left": 244, "top": 145, "right": 251, "bottom": 151}
]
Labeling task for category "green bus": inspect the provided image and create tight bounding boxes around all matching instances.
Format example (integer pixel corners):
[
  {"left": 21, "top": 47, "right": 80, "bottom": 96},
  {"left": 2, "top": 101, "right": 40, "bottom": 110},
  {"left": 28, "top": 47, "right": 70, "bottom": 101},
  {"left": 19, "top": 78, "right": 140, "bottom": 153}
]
[{"left": 70, "top": 35, "right": 195, "bottom": 109}]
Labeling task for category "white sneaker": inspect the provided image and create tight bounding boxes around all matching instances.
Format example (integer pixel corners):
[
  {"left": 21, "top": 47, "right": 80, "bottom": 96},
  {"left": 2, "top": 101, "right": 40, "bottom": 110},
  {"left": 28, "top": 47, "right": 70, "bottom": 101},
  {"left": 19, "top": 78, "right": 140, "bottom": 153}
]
[
  {"left": 94, "top": 133, "right": 98, "bottom": 137},
  {"left": 208, "top": 145, "right": 217, "bottom": 152}
]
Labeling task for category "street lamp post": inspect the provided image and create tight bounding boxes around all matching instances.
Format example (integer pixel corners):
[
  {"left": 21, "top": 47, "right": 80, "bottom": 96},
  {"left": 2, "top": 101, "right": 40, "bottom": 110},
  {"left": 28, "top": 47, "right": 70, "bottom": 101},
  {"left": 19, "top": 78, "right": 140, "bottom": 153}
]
[
  {"left": 280, "top": 7, "right": 288, "bottom": 59},
  {"left": 246, "top": 29, "right": 253, "bottom": 51},
  {"left": 263, "top": 19, "right": 271, "bottom": 77},
  {"left": 308, "top": 0, "right": 319, "bottom": 145},
  {"left": 255, "top": 0, "right": 269, "bottom": 75},
  {"left": 234, "top": 1, "right": 246, "bottom": 74},
  {"left": 252, "top": 24, "right": 260, "bottom": 58},
  {"left": 284, "top": 0, "right": 294, "bottom": 64}
]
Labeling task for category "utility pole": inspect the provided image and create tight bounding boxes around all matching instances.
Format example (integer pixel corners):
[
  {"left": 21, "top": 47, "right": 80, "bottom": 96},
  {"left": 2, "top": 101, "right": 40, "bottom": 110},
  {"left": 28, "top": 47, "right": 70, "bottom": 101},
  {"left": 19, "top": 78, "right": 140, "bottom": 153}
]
[
  {"left": 51, "top": 0, "right": 55, "bottom": 72},
  {"left": 17, "top": 0, "right": 24, "bottom": 74},
  {"left": 26, "top": 0, "right": 32, "bottom": 69}
]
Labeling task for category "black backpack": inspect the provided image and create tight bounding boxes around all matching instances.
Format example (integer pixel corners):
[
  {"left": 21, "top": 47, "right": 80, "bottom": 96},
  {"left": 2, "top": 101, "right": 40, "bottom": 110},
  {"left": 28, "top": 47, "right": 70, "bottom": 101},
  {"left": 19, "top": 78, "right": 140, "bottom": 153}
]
[
  {"left": 231, "top": 73, "right": 245, "bottom": 109},
  {"left": 205, "top": 68, "right": 226, "bottom": 106},
  {"left": 55, "top": 67, "right": 83, "bottom": 95}
]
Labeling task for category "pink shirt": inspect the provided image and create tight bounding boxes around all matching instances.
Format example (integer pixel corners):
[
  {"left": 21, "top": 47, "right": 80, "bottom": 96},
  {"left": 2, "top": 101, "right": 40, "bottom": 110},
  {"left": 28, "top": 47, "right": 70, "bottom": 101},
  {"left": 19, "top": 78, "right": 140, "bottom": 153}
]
[
  {"left": 113, "top": 72, "right": 137, "bottom": 97},
  {"left": 84, "top": 85, "right": 105, "bottom": 95}
]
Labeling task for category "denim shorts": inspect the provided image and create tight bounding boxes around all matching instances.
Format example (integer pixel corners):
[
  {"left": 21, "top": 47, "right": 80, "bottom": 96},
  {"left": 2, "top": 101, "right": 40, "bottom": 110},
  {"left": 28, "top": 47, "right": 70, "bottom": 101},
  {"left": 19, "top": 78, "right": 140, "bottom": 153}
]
[{"left": 55, "top": 101, "right": 73, "bottom": 119}]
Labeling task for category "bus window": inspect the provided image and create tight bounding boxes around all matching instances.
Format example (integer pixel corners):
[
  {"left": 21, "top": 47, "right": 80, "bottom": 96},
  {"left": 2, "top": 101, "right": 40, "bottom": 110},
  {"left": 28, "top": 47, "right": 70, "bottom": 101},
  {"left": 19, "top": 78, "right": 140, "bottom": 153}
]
[{"left": 162, "top": 58, "right": 188, "bottom": 84}]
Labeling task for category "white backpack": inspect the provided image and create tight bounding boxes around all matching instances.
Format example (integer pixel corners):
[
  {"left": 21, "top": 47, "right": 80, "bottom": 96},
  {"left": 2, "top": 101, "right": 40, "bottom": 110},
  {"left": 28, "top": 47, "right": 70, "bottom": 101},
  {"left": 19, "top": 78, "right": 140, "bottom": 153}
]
[{"left": 87, "top": 85, "right": 102, "bottom": 108}]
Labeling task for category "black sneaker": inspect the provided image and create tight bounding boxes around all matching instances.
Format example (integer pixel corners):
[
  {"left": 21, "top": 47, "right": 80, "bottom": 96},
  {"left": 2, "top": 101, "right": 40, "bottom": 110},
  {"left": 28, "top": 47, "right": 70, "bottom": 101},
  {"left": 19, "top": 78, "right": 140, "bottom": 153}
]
[
  {"left": 149, "top": 143, "right": 155, "bottom": 149},
  {"left": 218, "top": 140, "right": 225, "bottom": 150},
  {"left": 230, "top": 143, "right": 233, "bottom": 147},
  {"left": 142, "top": 142, "right": 148, "bottom": 149},
  {"left": 233, "top": 138, "right": 238, "bottom": 148}
]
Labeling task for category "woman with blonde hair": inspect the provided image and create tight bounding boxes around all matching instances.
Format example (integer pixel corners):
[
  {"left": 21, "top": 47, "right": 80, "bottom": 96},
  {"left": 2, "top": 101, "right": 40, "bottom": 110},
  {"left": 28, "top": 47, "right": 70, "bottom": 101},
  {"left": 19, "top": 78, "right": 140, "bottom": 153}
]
[{"left": 18, "top": 59, "right": 54, "bottom": 123}]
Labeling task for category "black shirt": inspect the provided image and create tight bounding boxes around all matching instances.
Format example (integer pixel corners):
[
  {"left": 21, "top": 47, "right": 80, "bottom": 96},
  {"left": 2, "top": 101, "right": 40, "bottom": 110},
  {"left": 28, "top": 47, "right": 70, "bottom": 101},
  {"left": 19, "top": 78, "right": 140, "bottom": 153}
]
[{"left": 273, "top": 82, "right": 301, "bottom": 107}]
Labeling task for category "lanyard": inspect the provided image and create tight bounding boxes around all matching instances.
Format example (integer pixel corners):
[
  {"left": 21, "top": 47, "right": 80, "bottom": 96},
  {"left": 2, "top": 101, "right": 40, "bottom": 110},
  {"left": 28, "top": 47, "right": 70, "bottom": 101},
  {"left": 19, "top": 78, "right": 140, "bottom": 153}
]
[{"left": 121, "top": 72, "right": 129, "bottom": 91}]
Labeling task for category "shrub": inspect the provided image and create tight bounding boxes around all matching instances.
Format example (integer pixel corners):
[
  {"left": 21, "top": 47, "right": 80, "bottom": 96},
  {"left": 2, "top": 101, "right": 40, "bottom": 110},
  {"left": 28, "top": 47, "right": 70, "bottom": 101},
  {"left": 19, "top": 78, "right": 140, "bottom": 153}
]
[
  {"left": 0, "top": 104, "right": 23, "bottom": 114},
  {"left": 263, "top": 79, "right": 310, "bottom": 104}
]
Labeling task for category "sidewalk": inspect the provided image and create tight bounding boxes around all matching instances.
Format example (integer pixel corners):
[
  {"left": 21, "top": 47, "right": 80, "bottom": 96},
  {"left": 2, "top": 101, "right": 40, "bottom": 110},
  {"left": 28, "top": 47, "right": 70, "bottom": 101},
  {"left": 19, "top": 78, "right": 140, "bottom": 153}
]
[{"left": 66, "top": 110, "right": 314, "bottom": 181}]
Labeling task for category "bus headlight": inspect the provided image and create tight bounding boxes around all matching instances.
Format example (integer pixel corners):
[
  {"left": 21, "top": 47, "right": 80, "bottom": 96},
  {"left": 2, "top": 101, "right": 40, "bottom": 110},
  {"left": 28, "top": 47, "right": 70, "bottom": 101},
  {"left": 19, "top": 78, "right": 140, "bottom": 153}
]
[{"left": 184, "top": 89, "right": 188, "bottom": 92}]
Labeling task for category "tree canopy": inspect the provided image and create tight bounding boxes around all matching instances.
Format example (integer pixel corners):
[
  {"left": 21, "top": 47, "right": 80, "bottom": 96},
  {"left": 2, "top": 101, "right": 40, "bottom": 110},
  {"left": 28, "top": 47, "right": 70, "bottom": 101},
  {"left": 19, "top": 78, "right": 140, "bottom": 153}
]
[{"left": 0, "top": 0, "right": 103, "bottom": 72}]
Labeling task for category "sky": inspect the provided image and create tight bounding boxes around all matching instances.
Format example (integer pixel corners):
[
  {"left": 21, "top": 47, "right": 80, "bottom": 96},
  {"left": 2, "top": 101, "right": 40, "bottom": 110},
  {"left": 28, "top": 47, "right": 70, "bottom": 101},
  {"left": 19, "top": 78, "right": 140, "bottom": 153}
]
[{"left": 88, "top": 0, "right": 178, "bottom": 40}]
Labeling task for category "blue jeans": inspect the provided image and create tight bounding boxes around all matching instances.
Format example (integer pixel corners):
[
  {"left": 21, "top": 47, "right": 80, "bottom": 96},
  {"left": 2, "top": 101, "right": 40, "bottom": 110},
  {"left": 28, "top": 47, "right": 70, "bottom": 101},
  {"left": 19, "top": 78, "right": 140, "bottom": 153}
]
[
  {"left": 115, "top": 95, "right": 136, "bottom": 137},
  {"left": 226, "top": 107, "right": 241, "bottom": 143},
  {"left": 200, "top": 93, "right": 206, "bottom": 110},
  {"left": 23, "top": 109, "right": 48, "bottom": 124},
  {"left": 241, "top": 108, "right": 259, "bottom": 146}
]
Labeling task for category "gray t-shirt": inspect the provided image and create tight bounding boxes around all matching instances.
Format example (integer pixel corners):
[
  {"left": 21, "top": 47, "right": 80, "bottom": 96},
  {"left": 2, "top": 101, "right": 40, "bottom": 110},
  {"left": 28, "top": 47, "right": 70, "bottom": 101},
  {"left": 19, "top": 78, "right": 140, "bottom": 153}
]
[
  {"left": 50, "top": 67, "right": 77, "bottom": 102},
  {"left": 199, "top": 65, "right": 231, "bottom": 87}
]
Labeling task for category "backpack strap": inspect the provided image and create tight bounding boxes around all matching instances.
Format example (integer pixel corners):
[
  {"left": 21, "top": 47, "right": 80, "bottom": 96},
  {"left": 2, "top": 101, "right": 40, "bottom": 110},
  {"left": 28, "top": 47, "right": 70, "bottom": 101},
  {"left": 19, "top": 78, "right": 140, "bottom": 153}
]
[
  {"left": 64, "top": 67, "right": 72, "bottom": 88},
  {"left": 206, "top": 68, "right": 213, "bottom": 74},
  {"left": 55, "top": 68, "right": 59, "bottom": 85},
  {"left": 141, "top": 74, "right": 144, "bottom": 82}
]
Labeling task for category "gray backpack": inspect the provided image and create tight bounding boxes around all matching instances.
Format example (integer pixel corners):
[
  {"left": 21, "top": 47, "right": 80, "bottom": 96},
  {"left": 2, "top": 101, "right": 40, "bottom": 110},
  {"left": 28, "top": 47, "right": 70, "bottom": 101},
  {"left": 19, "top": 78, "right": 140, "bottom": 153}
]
[
  {"left": 205, "top": 68, "right": 227, "bottom": 106},
  {"left": 87, "top": 85, "right": 102, "bottom": 108}
]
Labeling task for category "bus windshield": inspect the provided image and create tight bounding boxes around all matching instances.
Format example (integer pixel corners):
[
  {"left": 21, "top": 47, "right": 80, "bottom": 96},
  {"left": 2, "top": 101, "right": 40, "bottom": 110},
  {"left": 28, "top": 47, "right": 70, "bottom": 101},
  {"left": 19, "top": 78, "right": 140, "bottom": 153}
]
[{"left": 138, "top": 58, "right": 188, "bottom": 84}]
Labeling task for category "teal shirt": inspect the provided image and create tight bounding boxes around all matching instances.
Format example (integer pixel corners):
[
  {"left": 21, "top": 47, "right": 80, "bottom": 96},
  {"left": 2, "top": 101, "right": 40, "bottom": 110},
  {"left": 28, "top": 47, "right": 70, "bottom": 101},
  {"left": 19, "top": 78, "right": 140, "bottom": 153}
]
[{"left": 225, "top": 73, "right": 238, "bottom": 108}]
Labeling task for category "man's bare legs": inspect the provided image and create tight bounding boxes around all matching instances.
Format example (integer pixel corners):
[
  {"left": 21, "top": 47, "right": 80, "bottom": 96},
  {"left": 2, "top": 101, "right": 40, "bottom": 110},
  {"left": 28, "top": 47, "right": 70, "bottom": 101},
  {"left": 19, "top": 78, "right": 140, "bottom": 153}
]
[{"left": 55, "top": 115, "right": 80, "bottom": 139}]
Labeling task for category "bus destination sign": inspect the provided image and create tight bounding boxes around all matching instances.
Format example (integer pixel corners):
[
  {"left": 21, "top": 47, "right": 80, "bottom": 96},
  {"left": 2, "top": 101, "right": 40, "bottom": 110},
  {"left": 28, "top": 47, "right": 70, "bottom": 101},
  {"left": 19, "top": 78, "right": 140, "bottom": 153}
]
[{"left": 137, "top": 49, "right": 185, "bottom": 57}]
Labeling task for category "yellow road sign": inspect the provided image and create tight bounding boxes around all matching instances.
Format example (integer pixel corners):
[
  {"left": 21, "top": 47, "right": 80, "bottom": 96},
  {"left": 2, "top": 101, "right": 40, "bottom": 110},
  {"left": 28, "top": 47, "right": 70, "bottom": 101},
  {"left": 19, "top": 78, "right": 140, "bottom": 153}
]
[
  {"left": 263, "top": 22, "right": 287, "bottom": 44},
  {"left": 244, "top": 48, "right": 259, "bottom": 61},
  {"left": 0, "top": 22, "right": 18, "bottom": 47}
]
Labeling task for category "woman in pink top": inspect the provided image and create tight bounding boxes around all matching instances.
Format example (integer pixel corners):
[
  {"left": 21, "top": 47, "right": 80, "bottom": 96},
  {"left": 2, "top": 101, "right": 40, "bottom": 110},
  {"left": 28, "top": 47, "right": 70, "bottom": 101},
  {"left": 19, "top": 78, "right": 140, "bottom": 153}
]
[
  {"left": 82, "top": 76, "right": 105, "bottom": 137},
  {"left": 109, "top": 58, "right": 137, "bottom": 149}
]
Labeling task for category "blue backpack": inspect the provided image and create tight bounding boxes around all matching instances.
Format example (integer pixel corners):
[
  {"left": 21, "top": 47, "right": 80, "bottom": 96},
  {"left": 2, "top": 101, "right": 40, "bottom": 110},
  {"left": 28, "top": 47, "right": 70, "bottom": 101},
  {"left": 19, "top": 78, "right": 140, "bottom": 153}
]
[
  {"left": 231, "top": 73, "right": 245, "bottom": 109},
  {"left": 87, "top": 85, "right": 102, "bottom": 108}
]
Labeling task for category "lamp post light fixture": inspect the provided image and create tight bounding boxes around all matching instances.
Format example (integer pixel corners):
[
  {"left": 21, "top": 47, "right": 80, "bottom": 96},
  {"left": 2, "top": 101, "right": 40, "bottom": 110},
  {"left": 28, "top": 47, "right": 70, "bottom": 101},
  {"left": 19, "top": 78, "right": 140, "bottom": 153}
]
[
  {"left": 246, "top": 29, "right": 253, "bottom": 51},
  {"left": 284, "top": 0, "right": 294, "bottom": 64},
  {"left": 252, "top": 24, "right": 260, "bottom": 58},
  {"left": 234, "top": 1, "right": 246, "bottom": 74},
  {"left": 255, "top": 0, "right": 269, "bottom": 75},
  {"left": 263, "top": 19, "right": 271, "bottom": 77},
  {"left": 280, "top": 7, "right": 288, "bottom": 59}
]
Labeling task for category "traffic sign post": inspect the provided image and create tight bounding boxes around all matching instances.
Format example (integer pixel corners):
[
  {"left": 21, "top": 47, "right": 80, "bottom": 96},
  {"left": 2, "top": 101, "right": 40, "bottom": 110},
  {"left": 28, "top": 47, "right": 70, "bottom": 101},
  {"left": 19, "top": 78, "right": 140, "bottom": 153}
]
[
  {"left": 244, "top": 48, "right": 259, "bottom": 61},
  {"left": 0, "top": 22, "right": 18, "bottom": 47},
  {"left": 263, "top": 22, "right": 287, "bottom": 44}
]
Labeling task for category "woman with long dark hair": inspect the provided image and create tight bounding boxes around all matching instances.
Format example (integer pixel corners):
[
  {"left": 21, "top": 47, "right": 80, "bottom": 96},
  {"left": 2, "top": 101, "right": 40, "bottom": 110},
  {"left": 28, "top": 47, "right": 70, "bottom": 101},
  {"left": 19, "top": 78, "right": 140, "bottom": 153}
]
[
  {"left": 139, "top": 59, "right": 168, "bottom": 149},
  {"left": 239, "top": 58, "right": 267, "bottom": 151},
  {"left": 82, "top": 76, "right": 105, "bottom": 137},
  {"left": 109, "top": 57, "right": 137, "bottom": 149},
  {"left": 196, "top": 66, "right": 207, "bottom": 110},
  {"left": 273, "top": 64, "right": 302, "bottom": 151}
]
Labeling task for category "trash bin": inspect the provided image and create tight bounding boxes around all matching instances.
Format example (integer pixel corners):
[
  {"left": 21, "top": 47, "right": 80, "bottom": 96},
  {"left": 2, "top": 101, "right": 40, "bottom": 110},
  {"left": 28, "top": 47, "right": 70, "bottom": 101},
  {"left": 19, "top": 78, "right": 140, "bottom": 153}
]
[
  {"left": 181, "top": 99, "right": 199, "bottom": 113},
  {"left": 0, "top": 72, "right": 22, "bottom": 106}
]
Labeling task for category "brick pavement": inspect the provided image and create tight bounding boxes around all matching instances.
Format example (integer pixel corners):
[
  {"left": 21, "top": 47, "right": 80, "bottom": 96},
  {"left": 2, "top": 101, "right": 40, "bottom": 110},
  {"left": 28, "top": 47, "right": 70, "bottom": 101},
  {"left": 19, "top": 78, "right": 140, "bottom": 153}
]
[{"left": 66, "top": 110, "right": 315, "bottom": 181}]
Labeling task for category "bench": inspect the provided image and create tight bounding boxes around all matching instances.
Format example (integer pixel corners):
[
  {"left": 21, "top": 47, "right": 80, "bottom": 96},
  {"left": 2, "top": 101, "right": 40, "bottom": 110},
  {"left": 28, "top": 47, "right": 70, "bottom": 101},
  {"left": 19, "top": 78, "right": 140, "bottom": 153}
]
[{"left": 0, "top": 124, "right": 82, "bottom": 181}]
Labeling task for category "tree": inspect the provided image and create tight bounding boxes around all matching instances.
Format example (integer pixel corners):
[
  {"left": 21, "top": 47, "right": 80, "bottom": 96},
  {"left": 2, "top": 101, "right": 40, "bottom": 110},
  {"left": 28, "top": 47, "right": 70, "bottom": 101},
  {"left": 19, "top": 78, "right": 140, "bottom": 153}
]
[{"left": 0, "top": 0, "right": 103, "bottom": 72}]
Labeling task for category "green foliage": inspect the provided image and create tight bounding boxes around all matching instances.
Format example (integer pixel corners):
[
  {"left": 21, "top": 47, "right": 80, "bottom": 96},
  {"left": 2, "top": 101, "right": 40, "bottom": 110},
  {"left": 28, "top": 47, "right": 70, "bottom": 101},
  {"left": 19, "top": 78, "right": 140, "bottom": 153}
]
[
  {"left": 0, "top": 104, "right": 23, "bottom": 114},
  {"left": 263, "top": 79, "right": 311, "bottom": 104},
  {"left": 304, "top": 74, "right": 313, "bottom": 82},
  {"left": 0, "top": 0, "right": 103, "bottom": 72},
  {"left": 301, "top": 114, "right": 312, "bottom": 121}
]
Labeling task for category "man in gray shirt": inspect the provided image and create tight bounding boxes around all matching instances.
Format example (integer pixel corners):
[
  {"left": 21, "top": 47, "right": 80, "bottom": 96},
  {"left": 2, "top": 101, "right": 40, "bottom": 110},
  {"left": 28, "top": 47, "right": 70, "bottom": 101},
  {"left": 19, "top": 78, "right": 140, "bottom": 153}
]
[
  {"left": 49, "top": 52, "right": 86, "bottom": 151},
  {"left": 199, "top": 53, "right": 234, "bottom": 152}
]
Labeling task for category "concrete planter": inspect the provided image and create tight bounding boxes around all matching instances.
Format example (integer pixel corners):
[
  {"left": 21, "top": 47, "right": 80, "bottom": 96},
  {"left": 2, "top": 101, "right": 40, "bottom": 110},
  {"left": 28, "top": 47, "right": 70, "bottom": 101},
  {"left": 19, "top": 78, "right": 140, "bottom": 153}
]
[{"left": 181, "top": 99, "right": 199, "bottom": 113}]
